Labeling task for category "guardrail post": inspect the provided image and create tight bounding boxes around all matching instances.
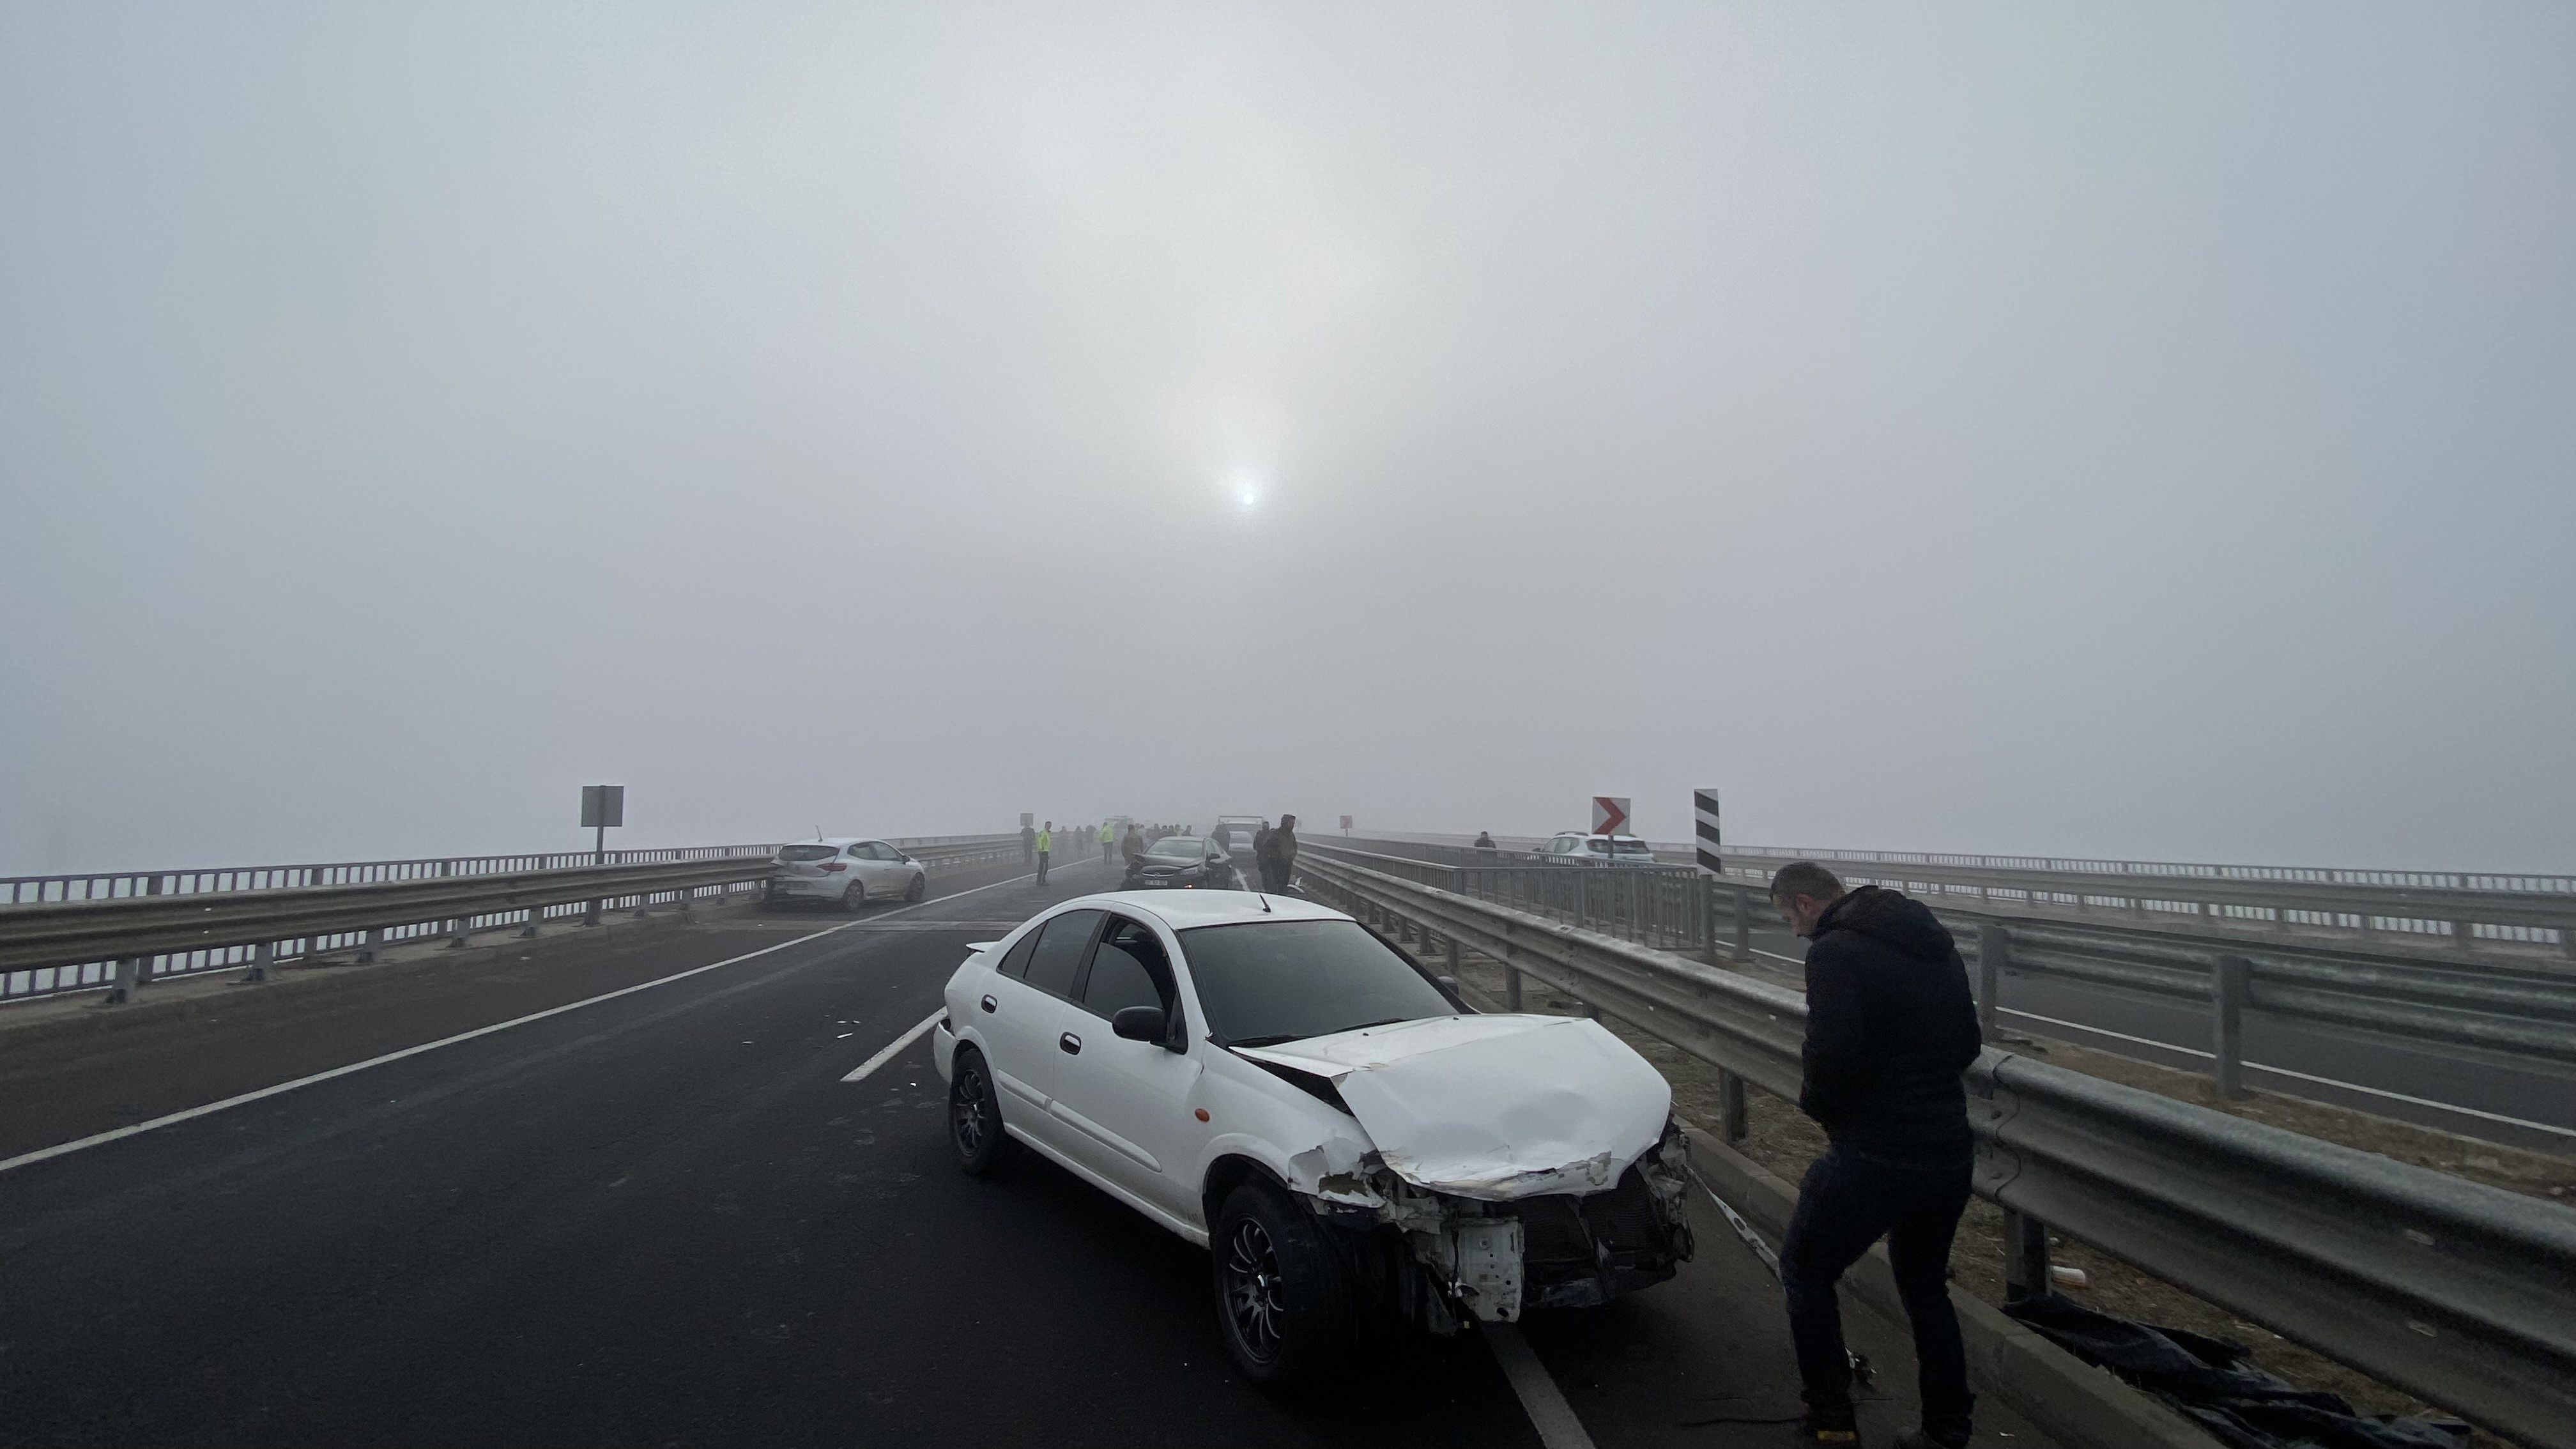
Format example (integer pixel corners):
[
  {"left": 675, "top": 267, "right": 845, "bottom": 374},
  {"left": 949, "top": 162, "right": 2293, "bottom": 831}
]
[
  {"left": 440, "top": 861, "right": 469, "bottom": 946},
  {"left": 1504, "top": 963, "right": 1523, "bottom": 1011},
  {"left": 103, "top": 954, "right": 143, "bottom": 1004},
  {"left": 243, "top": 940, "right": 276, "bottom": 983},
  {"left": 1732, "top": 887, "right": 1752, "bottom": 963},
  {"left": 2450, "top": 918, "right": 2476, "bottom": 951},
  {"left": 1976, "top": 923, "right": 2009, "bottom": 1036},
  {"left": 2213, "top": 954, "right": 2251, "bottom": 1098},
  {"left": 2000, "top": 1209, "right": 2051, "bottom": 1303},
  {"left": 1718, "top": 1070, "right": 1747, "bottom": 1144},
  {"left": 356, "top": 926, "right": 383, "bottom": 965},
  {"left": 520, "top": 904, "right": 544, "bottom": 939},
  {"left": 1574, "top": 873, "right": 1589, "bottom": 932}
]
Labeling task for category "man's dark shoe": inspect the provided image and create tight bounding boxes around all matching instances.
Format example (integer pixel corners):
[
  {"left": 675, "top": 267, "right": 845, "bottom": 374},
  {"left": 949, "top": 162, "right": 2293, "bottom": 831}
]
[
  {"left": 1894, "top": 1430, "right": 1970, "bottom": 1449},
  {"left": 1800, "top": 1402, "right": 1859, "bottom": 1445}
]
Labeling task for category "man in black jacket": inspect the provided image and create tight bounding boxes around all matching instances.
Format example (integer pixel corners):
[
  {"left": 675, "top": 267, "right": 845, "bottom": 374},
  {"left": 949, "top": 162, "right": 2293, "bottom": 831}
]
[{"left": 1772, "top": 861, "right": 1983, "bottom": 1449}]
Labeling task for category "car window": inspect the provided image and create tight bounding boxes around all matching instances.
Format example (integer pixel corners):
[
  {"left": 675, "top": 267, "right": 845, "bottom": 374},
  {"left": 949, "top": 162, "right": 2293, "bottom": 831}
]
[
  {"left": 864, "top": 842, "right": 897, "bottom": 861},
  {"left": 997, "top": 930, "right": 1039, "bottom": 980},
  {"left": 1021, "top": 909, "right": 1101, "bottom": 998},
  {"left": 780, "top": 845, "right": 838, "bottom": 862},
  {"left": 1179, "top": 919, "right": 1456, "bottom": 1046},
  {"left": 1079, "top": 916, "right": 1175, "bottom": 1020}
]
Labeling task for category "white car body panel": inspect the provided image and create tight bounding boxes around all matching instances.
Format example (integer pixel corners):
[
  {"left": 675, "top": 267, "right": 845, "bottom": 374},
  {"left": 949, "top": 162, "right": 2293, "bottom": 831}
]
[
  {"left": 933, "top": 890, "right": 1687, "bottom": 1325},
  {"left": 1236, "top": 1015, "right": 1672, "bottom": 1200}
]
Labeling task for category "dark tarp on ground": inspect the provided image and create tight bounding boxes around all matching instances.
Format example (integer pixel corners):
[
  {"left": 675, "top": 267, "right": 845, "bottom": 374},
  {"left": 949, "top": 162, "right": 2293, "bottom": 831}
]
[{"left": 2000, "top": 1294, "right": 2470, "bottom": 1449}]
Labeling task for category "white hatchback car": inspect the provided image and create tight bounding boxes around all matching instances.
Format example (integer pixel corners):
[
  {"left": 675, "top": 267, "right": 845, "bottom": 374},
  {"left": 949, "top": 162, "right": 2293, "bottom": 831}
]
[
  {"left": 1537, "top": 832, "right": 1662, "bottom": 866},
  {"left": 766, "top": 838, "right": 928, "bottom": 910},
  {"left": 931, "top": 890, "right": 1690, "bottom": 1388}
]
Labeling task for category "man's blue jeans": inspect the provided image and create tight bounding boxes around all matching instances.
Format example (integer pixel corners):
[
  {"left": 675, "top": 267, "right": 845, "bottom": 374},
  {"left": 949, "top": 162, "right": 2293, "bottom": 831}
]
[{"left": 1780, "top": 1146, "right": 1975, "bottom": 1441}]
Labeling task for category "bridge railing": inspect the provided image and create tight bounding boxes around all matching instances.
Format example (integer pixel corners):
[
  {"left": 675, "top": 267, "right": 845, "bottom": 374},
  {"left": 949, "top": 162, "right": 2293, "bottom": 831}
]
[
  {"left": 1341, "top": 833, "right": 2576, "bottom": 958},
  {"left": 0, "top": 833, "right": 1025, "bottom": 1004},
  {"left": 1294, "top": 847, "right": 2576, "bottom": 1449},
  {"left": 1301, "top": 840, "right": 2576, "bottom": 1087}
]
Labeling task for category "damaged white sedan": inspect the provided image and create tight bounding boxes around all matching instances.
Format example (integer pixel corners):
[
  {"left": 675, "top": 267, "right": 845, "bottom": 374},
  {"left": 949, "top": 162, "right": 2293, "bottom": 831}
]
[{"left": 930, "top": 890, "right": 1693, "bottom": 1387}]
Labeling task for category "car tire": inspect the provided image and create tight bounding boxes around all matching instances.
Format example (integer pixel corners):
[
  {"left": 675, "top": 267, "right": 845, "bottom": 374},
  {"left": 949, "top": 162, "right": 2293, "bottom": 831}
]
[
  {"left": 1211, "top": 1180, "right": 1355, "bottom": 1392},
  {"left": 837, "top": 881, "right": 865, "bottom": 912},
  {"left": 905, "top": 872, "right": 926, "bottom": 903},
  {"left": 947, "top": 1046, "right": 1013, "bottom": 1177}
]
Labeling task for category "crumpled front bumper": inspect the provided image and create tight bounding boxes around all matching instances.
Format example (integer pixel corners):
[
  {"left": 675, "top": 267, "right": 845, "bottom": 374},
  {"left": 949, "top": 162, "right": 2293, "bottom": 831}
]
[{"left": 1300, "top": 1119, "right": 1694, "bottom": 1328}]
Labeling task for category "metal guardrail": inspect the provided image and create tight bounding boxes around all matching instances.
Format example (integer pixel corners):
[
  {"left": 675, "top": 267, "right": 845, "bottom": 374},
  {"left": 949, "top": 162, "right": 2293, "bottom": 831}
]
[
  {"left": 0, "top": 833, "right": 1027, "bottom": 1003},
  {"left": 1294, "top": 849, "right": 2576, "bottom": 1449},
  {"left": 1303, "top": 840, "right": 2576, "bottom": 1094},
  {"left": 1349, "top": 834, "right": 2576, "bottom": 959}
]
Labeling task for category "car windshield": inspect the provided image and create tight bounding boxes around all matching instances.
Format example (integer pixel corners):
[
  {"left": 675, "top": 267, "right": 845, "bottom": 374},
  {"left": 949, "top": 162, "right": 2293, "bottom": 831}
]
[
  {"left": 779, "top": 845, "right": 838, "bottom": 862},
  {"left": 1180, "top": 919, "right": 1456, "bottom": 1046},
  {"left": 1147, "top": 838, "right": 1206, "bottom": 859}
]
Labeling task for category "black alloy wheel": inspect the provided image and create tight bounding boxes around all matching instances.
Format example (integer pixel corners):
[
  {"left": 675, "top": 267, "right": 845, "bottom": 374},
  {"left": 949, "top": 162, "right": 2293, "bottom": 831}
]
[
  {"left": 948, "top": 1047, "right": 1012, "bottom": 1176},
  {"left": 1211, "top": 1181, "right": 1354, "bottom": 1392},
  {"left": 840, "top": 881, "right": 866, "bottom": 913},
  {"left": 905, "top": 871, "right": 927, "bottom": 902}
]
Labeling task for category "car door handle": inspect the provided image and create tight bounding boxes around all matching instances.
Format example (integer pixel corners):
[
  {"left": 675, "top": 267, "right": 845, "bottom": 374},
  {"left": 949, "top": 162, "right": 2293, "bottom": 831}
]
[
  {"left": 1059, "top": 1032, "right": 1082, "bottom": 1055},
  {"left": 981, "top": 995, "right": 997, "bottom": 1014}
]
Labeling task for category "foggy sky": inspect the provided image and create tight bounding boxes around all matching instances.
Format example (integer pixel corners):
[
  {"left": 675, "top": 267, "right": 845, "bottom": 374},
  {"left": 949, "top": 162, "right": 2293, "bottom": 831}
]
[{"left": 3, "top": 3, "right": 2570, "bottom": 875}]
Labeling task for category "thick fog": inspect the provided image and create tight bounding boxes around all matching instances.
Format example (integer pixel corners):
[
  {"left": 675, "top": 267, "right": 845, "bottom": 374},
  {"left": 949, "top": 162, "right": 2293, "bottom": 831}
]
[{"left": 3, "top": 4, "right": 2570, "bottom": 874}]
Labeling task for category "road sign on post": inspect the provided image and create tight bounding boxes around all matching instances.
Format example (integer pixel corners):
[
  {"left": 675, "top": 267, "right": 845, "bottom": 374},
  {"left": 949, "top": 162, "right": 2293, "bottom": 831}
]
[
  {"left": 1694, "top": 788, "right": 1721, "bottom": 875},
  {"left": 1591, "top": 796, "right": 1630, "bottom": 836},
  {"left": 580, "top": 785, "right": 624, "bottom": 925},
  {"left": 1339, "top": 815, "right": 1353, "bottom": 834}
]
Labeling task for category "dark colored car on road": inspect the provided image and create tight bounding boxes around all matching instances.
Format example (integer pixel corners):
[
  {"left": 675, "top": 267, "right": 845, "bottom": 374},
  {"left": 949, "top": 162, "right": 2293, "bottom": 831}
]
[{"left": 1123, "top": 834, "right": 1243, "bottom": 891}]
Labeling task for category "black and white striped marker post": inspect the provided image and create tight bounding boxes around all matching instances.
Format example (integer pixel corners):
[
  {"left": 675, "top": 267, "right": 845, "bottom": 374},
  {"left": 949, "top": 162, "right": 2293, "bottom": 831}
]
[{"left": 1694, "top": 788, "right": 1730, "bottom": 964}]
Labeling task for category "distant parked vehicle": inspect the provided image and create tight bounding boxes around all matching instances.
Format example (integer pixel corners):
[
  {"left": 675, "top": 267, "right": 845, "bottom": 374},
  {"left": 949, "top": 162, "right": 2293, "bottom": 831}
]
[
  {"left": 1213, "top": 815, "right": 1268, "bottom": 859},
  {"left": 768, "top": 838, "right": 928, "bottom": 910},
  {"left": 1124, "top": 835, "right": 1244, "bottom": 891},
  {"left": 1536, "top": 832, "right": 1660, "bottom": 866}
]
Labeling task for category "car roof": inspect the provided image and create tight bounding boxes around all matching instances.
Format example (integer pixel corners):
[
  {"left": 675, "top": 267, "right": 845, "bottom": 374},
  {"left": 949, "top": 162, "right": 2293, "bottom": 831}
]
[
  {"left": 1052, "top": 889, "right": 1348, "bottom": 931},
  {"left": 786, "top": 837, "right": 874, "bottom": 847}
]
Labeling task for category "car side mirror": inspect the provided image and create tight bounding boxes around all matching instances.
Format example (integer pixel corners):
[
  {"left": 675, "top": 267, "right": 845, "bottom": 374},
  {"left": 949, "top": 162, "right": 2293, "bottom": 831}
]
[
  {"left": 1436, "top": 975, "right": 1459, "bottom": 991},
  {"left": 1111, "top": 1006, "right": 1168, "bottom": 1043}
]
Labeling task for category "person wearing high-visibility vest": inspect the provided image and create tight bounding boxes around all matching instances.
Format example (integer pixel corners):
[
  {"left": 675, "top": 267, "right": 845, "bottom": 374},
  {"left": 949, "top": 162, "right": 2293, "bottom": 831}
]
[
  {"left": 1100, "top": 820, "right": 1116, "bottom": 863},
  {"left": 1034, "top": 822, "right": 1054, "bottom": 885}
]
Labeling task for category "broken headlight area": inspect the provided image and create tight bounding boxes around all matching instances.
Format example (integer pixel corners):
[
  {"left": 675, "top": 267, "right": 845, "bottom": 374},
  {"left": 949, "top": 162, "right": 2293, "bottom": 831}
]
[{"left": 1299, "top": 1119, "right": 1694, "bottom": 1331}]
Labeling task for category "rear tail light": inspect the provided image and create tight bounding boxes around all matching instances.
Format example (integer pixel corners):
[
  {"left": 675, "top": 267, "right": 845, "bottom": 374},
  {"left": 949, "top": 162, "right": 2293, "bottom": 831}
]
[{"left": 821, "top": 861, "right": 848, "bottom": 873}]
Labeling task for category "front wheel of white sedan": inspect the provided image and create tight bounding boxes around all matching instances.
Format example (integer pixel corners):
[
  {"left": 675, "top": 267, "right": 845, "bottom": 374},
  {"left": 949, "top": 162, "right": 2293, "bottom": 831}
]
[
  {"left": 904, "top": 871, "right": 926, "bottom": 902},
  {"left": 1212, "top": 1181, "right": 1354, "bottom": 1392}
]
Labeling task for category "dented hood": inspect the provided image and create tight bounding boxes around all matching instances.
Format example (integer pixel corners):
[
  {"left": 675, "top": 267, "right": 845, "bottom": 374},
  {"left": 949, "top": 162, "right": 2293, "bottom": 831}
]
[{"left": 1238, "top": 1015, "right": 1672, "bottom": 1201}]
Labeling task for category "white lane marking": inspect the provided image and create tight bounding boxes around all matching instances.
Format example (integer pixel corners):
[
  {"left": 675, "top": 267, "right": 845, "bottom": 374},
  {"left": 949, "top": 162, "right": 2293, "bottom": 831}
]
[
  {"left": 841, "top": 1010, "right": 944, "bottom": 1083},
  {"left": 0, "top": 865, "right": 1061, "bottom": 1176},
  {"left": 1995, "top": 1007, "right": 2576, "bottom": 1138},
  {"left": 1484, "top": 1321, "right": 1599, "bottom": 1449}
]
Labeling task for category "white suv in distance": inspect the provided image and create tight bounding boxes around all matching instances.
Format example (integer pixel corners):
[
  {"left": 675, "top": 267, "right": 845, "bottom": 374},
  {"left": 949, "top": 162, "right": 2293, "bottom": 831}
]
[
  {"left": 1537, "top": 832, "right": 1661, "bottom": 866},
  {"left": 932, "top": 890, "right": 1689, "bottom": 1388},
  {"left": 766, "top": 838, "right": 928, "bottom": 910}
]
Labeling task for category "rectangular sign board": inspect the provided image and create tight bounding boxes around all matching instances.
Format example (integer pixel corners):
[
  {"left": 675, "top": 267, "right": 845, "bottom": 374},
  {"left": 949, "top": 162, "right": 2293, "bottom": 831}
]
[
  {"left": 580, "top": 785, "right": 625, "bottom": 829},
  {"left": 1591, "top": 796, "right": 1630, "bottom": 836},
  {"left": 1339, "top": 815, "right": 1353, "bottom": 831}
]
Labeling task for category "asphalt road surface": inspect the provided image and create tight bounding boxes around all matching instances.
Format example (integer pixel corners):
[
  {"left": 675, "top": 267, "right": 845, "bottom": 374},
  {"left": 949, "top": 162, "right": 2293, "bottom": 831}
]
[{"left": 0, "top": 850, "right": 2055, "bottom": 1449}]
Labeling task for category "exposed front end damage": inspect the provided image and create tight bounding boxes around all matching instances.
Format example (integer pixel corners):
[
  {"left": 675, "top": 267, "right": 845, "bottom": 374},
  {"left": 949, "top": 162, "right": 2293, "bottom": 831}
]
[
  {"left": 1235, "top": 1013, "right": 1692, "bottom": 1330},
  {"left": 1294, "top": 1119, "right": 1695, "bottom": 1330}
]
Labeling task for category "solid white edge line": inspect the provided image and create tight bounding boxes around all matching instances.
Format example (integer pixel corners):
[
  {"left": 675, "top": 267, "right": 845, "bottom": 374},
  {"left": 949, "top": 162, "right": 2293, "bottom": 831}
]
[
  {"left": 1995, "top": 1007, "right": 2576, "bottom": 1138},
  {"left": 0, "top": 862, "right": 1068, "bottom": 1176},
  {"left": 1483, "top": 1321, "right": 1599, "bottom": 1449},
  {"left": 842, "top": 1010, "right": 944, "bottom": 1083}
]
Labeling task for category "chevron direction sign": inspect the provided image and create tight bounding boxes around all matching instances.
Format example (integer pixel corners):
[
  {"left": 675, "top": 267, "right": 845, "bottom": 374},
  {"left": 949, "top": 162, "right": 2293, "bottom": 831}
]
[
  {"left": 1591, "top": 796, "right": 1630, "bottom": 836},
  {"left": 1694, "top": 788, "right": 1722, "bottom": 875}
]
